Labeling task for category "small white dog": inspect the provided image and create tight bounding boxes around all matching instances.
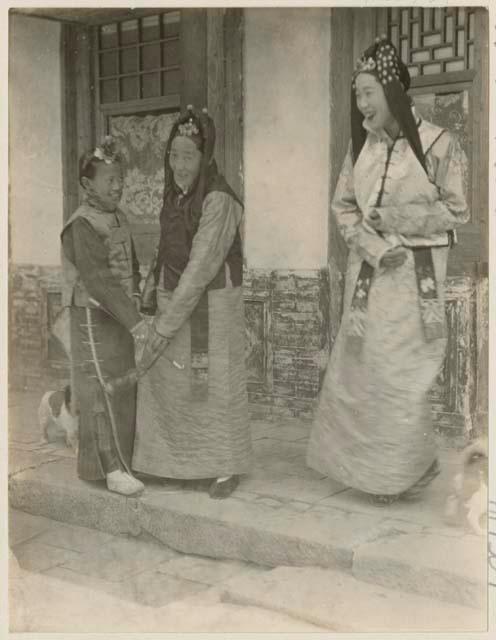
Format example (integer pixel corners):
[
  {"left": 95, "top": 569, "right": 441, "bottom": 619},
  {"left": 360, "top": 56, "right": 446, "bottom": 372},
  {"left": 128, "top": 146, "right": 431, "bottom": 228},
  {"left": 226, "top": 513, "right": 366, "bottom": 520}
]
[
  {"left": 444, "top": 437, "right": 488, "bottom": 535},
  {"left": 38, "top": 385, "right": 79, "bottom": 451}
]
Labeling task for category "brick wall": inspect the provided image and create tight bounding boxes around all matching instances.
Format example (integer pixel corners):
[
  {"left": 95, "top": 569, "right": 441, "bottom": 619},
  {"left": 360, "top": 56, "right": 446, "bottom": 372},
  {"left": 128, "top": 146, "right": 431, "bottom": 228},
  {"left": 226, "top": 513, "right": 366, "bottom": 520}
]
[
  {"left": 9, "top": 264, "right": 68, "bottom": 389},
  {"left": 244, "top": 268, "right": 331, "bottom": 420},
  {"left": 9, "top": 262, "right": 483, "bottom": 441}
]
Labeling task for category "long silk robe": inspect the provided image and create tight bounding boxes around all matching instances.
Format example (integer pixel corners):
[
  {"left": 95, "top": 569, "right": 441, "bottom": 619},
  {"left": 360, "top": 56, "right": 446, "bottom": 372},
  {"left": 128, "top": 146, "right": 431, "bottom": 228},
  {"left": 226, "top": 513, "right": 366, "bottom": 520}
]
[{"left": 306, "top": 118, "right": 469, "bottom": 495}]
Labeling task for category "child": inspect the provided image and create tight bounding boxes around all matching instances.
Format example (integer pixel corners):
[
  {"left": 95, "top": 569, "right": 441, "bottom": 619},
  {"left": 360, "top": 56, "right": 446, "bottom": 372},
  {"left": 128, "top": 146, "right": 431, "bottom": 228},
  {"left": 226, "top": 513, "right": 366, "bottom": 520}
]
[{"left": 61, "top": 137, "right": 146, "bottom": 496}]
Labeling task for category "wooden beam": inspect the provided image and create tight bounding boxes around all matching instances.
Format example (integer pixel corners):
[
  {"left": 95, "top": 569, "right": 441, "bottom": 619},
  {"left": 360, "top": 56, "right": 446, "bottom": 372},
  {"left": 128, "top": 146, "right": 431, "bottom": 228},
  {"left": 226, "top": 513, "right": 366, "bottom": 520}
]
[
  {"left": 328, "top": 8, "right": 354, "bottom": 341},
  {"left": 10, "top": 8, "right": 169, "bottom": 27},
  {"left": 472, "top": 8, "right": 489, "bottom": 266},
  {"left": 60, "top": 23, "right": 95, "bottom": 222},
  {"left": 75, "top": 25, "right": 95, "bottom": 155},
  {"left": 207, "top": 9, "right": 226, "bottom": 175},
  {"left": 180, "top": 9, "right": 207, "bottom": 111},
  {"left": 224, "top": 8, "right": 244, "bottom": 200},
  {"left": 352, "top": 8, "right": 377, "bottom": 62},
  {"left": 60, "top": 24, "right": 79, "bottom": 222}
]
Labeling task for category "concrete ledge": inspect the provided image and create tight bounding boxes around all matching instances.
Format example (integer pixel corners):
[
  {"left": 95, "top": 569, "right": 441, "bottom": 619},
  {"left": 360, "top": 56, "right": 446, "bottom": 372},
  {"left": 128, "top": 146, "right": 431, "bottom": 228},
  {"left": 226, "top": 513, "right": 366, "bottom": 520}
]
[
  {"left": 8, "top": 455, "right": 487, "bottom": 611},
  {"left": 352, "top": 532, "right": 487, "bottom": 610},
  {"left": 221, "top": 566, "right": 486, "bottom": 632}
]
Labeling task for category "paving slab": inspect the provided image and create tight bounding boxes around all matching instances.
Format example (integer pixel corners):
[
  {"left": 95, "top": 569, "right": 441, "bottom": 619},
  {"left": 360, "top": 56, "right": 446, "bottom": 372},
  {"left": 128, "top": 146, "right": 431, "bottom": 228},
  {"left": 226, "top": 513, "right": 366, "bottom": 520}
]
[
  {"left": 8, "top": 447, "right": 60, "bottom": 476},
  {"left": 12, "top": 540, "right": 83, "bottom": 574},
  {"left": 60, "top": 535, "right": 179, "bottom": 582},
  {"left": 156, "top": 554, "right": 262, "bottom": 585},
  {"left": 10, "top": 556, "right": 326, "bottom": 632},
  {"left": 34, "top": 520, "right": 118, "bottom": 553},
  {"left": 8, "top": 509, "right": 54, "bottom": 547},
  {"left": 352, "top": 531, "right": 487, "bottom": 609},
  {"left": 8, "top": 394, "right": 487, "bottom": 609},
  {"left": 221, "top": 565, "right": 487, "bottom": 632}
]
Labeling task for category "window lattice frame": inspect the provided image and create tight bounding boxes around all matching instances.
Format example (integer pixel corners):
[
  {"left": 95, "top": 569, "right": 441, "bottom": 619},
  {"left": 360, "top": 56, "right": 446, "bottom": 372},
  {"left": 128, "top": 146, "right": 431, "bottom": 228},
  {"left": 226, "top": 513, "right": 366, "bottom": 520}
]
[
  {"left": 96, "top": 11, "right": 181, "bottom": 110},
  {"left": 387, "top": 7, "right": 475, "bottom": 79}
]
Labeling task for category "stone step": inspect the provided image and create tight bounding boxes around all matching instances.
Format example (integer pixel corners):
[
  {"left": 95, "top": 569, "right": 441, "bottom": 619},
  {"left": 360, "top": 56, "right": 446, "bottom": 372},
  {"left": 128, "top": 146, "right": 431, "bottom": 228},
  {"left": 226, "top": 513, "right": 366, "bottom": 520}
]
[
  {"left": 221, "top": 565, "right": 487, "bottom": 633},
  {"left": 9, "top": 550, "right": 327, "bottom": 633},
  {"left": 9, "top": 456, "right": 486, "bottom": 611}
]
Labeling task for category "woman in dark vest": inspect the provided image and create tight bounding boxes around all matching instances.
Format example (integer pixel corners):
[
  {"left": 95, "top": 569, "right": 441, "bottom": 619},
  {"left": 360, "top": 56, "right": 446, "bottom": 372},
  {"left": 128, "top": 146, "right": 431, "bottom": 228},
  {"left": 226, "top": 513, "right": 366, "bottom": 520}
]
[
  {"left": 132, "top": 106, "right": 252, "bottom": 498},
  {"left": 61, "top": 137, "right": 146, "bottom": 496}
]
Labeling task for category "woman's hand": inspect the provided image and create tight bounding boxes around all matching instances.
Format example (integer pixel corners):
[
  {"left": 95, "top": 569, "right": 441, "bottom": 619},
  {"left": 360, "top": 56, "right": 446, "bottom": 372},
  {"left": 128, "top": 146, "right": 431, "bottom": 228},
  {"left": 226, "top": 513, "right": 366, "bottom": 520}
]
[
  {"left": 138, "top": 324, "right": 168, "bottom": 375},
  {"left": 367, "top": 209, "right": 383, "bottom": 231},
  {"left": 379, "top": 246, "right": 408, "bottom": 269},
  {"left": 130, "top": 319, "right": 149, "bottom": 361}
]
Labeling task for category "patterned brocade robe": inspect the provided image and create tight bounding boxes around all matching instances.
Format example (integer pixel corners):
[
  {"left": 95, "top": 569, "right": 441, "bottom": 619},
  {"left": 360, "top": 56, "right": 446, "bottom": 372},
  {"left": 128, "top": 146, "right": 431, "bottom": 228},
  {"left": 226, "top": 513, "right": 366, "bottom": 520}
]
[
  {"left": 132, "top": 189, "right": 253, "bottom": 479},
  {"left": 306, "top": 117, "right": 469, "bottom": 496}
]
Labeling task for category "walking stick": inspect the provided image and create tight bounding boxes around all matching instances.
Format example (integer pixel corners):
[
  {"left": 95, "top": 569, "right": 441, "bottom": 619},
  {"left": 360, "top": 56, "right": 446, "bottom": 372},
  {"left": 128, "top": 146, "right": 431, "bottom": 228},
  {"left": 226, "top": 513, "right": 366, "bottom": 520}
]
[{"left": 87, "top": 297, "right": 184, "bottom": 395}]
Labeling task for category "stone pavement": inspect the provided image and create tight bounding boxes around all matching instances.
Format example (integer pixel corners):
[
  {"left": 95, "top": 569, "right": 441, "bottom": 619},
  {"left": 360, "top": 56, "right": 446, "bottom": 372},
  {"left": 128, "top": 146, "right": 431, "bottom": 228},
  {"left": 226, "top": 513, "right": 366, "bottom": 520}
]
[
  {"left": 8, "top": 510, "right": 326, "bottom": 632},
  {"left": 7, "top": 388, "right": 488, "bottom": 632}
]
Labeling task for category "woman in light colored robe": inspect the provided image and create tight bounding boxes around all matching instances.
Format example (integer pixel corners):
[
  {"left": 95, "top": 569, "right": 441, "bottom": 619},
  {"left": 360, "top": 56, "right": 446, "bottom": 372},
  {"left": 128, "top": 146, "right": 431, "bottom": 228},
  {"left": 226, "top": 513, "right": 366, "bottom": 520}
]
[{"left": 306, "top": 37, "right": 469, "bottom": 503}]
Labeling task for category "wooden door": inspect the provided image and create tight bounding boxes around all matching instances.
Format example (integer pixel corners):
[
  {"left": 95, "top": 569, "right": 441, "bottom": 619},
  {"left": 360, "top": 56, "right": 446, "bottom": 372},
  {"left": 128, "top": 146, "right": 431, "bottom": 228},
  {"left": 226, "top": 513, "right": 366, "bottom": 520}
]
[{"left": 87, "top": 8, "right": 243, "bottom": 269}]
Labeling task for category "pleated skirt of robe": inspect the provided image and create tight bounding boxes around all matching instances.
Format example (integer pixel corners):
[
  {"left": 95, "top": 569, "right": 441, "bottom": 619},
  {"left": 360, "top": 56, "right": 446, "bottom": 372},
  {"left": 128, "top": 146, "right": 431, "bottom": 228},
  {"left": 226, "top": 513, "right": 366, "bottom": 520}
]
[
  {"left": 132, "top": 286, "right": 252, "bottom": 479},
  {"left": 306, "top": 247, "right": 448, "bottom": 496},
  {"left": 70, "top": 306, "right": 137, "bottom": 481}
]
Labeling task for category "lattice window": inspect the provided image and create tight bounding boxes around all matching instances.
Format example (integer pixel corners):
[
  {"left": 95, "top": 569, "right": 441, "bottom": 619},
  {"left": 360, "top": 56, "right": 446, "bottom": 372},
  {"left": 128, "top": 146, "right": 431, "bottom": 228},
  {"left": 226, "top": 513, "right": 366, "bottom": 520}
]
[
  {"left": 98, "top": 11, "right": 181, "bottom": 104},
  {"left": 388, "top": 7, "right": 475, "bottom": 78}
]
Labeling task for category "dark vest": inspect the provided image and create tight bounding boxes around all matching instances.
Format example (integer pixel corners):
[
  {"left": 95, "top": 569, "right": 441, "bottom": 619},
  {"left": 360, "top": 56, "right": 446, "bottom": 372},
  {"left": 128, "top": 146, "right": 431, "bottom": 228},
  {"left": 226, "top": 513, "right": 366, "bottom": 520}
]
[
  {"left": 61, "top": 204, "right": 135, "bottom": 307},
  {"left": 156, "top": 186, "right": 243, "bottom": 291}
]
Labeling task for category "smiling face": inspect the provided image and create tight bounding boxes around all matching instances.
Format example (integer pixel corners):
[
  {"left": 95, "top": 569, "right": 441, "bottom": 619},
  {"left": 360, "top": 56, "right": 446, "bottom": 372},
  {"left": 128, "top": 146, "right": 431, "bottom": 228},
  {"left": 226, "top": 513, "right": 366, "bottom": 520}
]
[
  {"left": 82, "top": 162, "right": 123, "bottom": 210},
  {"left": 169, "top": 136, "right": 202, "bottom": 193},
  {"left": 355, "top": 73, "right": 398, "bottom": 135}
]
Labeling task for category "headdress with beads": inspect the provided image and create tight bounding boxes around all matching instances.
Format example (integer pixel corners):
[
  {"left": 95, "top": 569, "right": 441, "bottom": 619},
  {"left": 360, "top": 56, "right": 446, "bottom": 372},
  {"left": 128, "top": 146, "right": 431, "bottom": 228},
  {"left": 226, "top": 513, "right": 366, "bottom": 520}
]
[
  {"left": 350, "top": 34, "right": 426, "bottom": 174},
  {"left": 92, "top": 135, "right": 121, "bottom": 164},
  {"left": 352, "top": 36, "right": 410, "bottom": 91},
  {"left": 79, "top": 135, "right": 122, "bottom": 187},
  {"left": 162, "top": 104, "right": 217, "bottom": 221},
  {"left": 154, "top": 104, "right": 243, "bottom": 285},
  {"left": 170, "top": 104, "right": 209, "bottom": 152}
]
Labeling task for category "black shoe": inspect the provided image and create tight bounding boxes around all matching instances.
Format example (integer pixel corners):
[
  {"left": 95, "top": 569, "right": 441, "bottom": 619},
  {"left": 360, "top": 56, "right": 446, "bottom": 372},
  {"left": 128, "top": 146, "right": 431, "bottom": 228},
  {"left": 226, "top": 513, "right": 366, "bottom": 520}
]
[
  {"left": 367, "top": 493, "right": 400, "bottom": 506},
  {"left": 400, "top": 459, "right": 441, "bottom": 502},
  {"left": 208, "top": 475, "right": 240, "bottom": 499}
]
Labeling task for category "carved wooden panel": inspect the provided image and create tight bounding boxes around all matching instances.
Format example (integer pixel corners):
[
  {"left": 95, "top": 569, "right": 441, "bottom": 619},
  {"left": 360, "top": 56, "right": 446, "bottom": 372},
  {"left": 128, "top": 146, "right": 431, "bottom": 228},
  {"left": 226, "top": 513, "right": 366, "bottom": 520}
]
[
  {"left": 429, "top": 276, "right": 475, "bottom": 436},
  {"left": 244, "top": 298, "right": 269, "bottom": 384}
]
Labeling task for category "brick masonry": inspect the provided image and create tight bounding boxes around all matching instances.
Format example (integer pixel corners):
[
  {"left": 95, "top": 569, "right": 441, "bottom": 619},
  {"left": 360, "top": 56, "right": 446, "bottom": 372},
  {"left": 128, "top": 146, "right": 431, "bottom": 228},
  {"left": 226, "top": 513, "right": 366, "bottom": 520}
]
[
  {"left": 244, "top": 268, "right": 330, "bottom": 420},
  {"left": 9, "top": 264, "right": 68, "bottom": 390},
  {"left": 9, "top": 263, "right": 487, "bottom": 439}
]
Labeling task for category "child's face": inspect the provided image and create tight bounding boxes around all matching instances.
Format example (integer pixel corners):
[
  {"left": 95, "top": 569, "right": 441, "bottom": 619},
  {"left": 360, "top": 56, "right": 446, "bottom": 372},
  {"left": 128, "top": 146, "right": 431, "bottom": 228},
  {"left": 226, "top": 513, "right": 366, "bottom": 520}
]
[{"left": 84, "top": 163, "right": 123, "bottom": 210}]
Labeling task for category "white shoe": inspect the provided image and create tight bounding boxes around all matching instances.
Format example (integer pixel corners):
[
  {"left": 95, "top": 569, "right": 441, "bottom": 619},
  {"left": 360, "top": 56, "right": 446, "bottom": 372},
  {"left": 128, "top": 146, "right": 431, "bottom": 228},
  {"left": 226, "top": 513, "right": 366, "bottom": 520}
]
[{"left": 106, "top": 470, "right": 144, "bottom": 496}]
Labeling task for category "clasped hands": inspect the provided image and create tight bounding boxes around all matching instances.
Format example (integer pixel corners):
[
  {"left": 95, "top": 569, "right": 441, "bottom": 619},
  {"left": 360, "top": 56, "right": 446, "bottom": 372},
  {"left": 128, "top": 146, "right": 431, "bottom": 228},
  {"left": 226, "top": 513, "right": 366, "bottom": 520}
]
[
  {"left": 131, "top": 317, "right": 168, "bottom": 375},
  {"left": 367, "top": 208, "right": 407, "bottom": 270}
]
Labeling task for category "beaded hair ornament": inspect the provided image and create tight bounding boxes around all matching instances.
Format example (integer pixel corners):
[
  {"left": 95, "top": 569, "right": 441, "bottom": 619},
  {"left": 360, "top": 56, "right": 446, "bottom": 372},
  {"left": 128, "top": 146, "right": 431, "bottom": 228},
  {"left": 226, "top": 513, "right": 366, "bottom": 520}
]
[
  {"left": 177, "top": 105, "right": 200, "bottom": 137},
  {"left": 352, "top": 34, "right": 403, "bottom": 90},
  {"left": 174, "top": 104, "right": 209, "bottom": 137},
  {"left": 91, "top": 135, "right": 121, "bottom": 164}
]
